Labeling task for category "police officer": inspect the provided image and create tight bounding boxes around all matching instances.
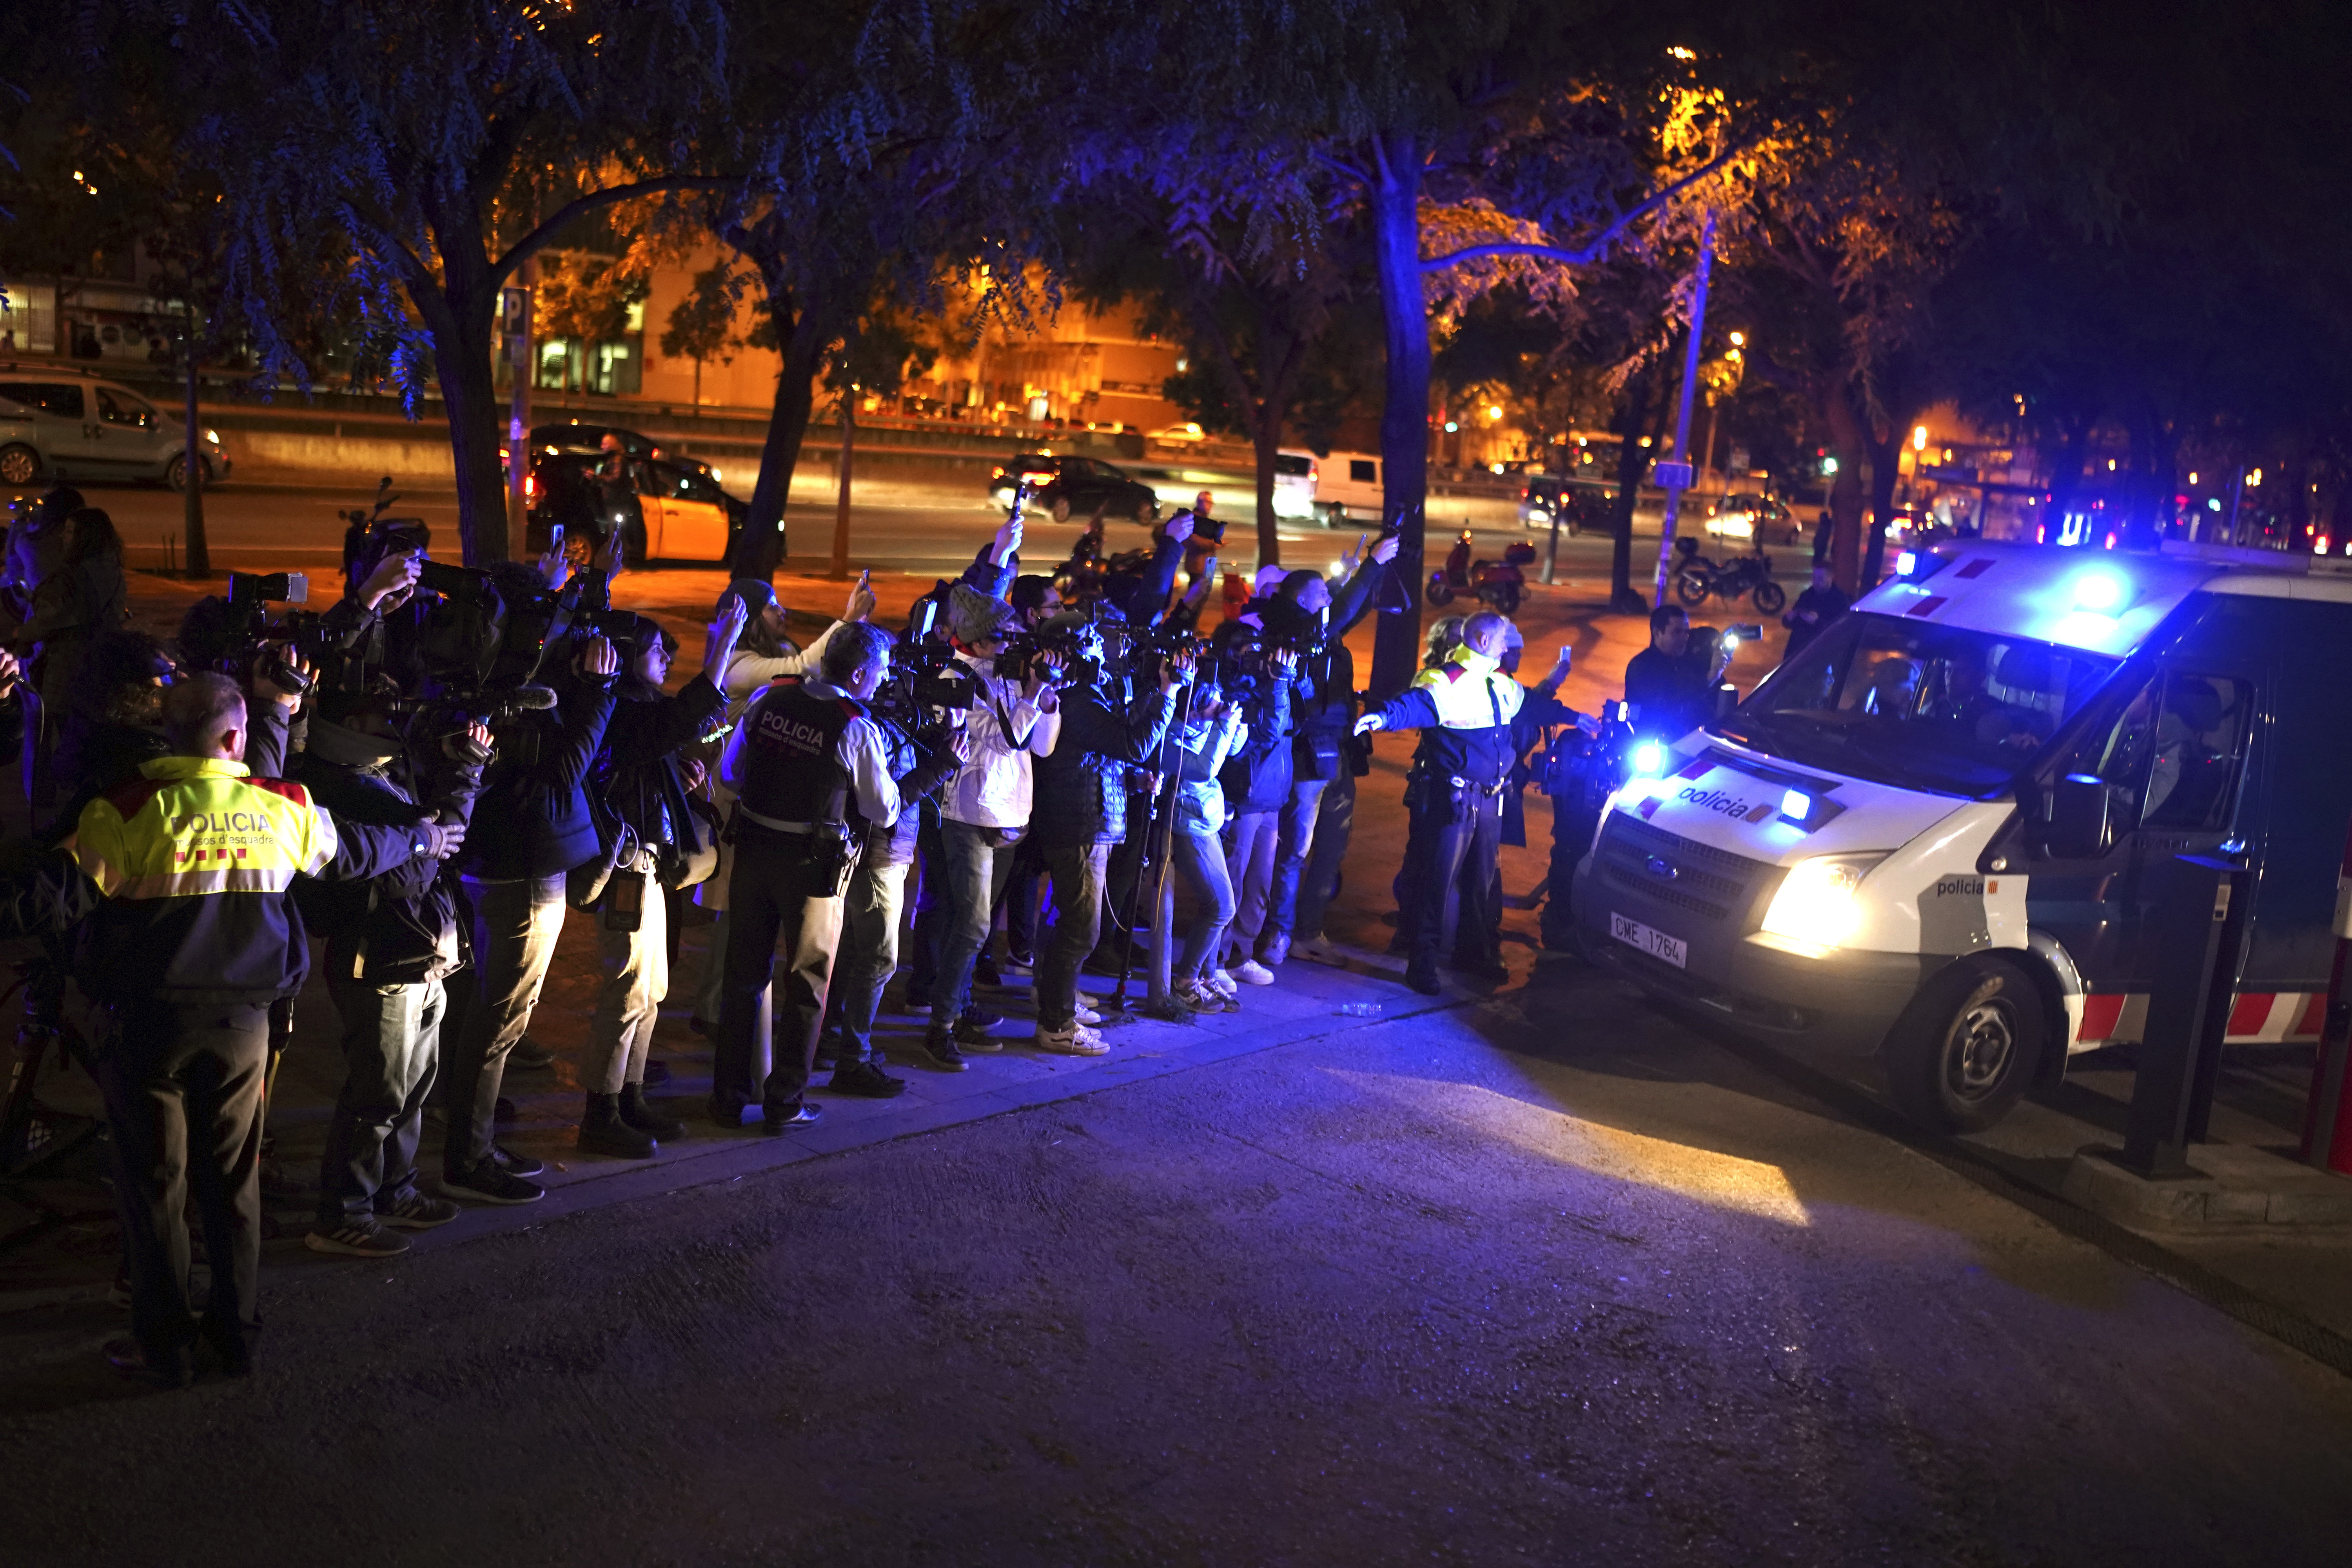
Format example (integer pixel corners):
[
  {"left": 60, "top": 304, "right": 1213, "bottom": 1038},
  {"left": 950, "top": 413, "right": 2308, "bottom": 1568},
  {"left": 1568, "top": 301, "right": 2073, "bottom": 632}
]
[
  {"left": 11, "top": 673, "right": 454, "bottom": 1383},
  {"left": 1355, "top": 611, "right": 1576, "bottom": 995},
  {"left": 708, "top": 622, "right": 964, "bottom": 1134}
]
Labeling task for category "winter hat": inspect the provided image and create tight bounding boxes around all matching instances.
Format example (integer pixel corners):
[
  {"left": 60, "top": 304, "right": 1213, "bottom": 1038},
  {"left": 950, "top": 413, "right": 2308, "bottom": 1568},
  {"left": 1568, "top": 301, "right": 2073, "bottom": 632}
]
[
  {"left": 720, "top": 578, "right": 776, "bottom": 619},
  {"left": 947, "top": 583, "right": 1020, "bottom": 646}
]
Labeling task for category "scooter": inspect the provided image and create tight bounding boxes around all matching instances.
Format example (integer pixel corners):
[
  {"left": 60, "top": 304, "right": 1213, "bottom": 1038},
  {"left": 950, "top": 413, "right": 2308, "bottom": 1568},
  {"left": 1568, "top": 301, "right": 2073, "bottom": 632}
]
[{"left": 1426, "top": 530, "right": 1476, "bottom": 606}]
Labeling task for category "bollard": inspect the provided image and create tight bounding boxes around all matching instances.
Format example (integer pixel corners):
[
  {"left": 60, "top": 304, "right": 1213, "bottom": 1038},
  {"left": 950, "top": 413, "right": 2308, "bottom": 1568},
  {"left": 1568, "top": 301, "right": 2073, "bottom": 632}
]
[{"left": 2115, "top": 854, "right": 2252, "bottom": 1178}]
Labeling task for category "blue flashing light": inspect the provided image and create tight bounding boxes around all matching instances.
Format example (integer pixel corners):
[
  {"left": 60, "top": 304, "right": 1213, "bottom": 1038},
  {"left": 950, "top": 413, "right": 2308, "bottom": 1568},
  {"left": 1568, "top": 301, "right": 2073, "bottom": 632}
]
[
  {"left": 2071, "top": 571, "right": 2125, "bottom": 613},
  {"left": 1632, "top": 742, "right": 1666, "bottom": 777},
  {"left": 1896, "top": 550, "right": 1918, "bottom": 578},
  {"left": 1782, "top": 788, "right": 1813, "bottom": 822}
]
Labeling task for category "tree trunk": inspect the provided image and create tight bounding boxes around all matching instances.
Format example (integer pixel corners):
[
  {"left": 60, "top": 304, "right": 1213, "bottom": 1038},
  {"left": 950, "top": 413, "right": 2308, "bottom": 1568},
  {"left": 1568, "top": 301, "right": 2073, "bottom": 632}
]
[
  {"left": 182, "top": 317, "right": 210, "bottom": 579},
  {"left": 1819, "top": 385, "right": 1867, "bottom": 593},
  {"left": 1367, "top": 128, "right": 1430, "bottom": 699},
  {"left": 429, "top": 301, "right": 510, "bottom": 565},
  {"left": 832, "top": 397, "right": 854, "bottom": 581},
  {"left": 1607, "top": 365, "right": 1657, "bottom": 613},
  {"left": 1252, "top": 414, "right": 1283, "bottom": 568},
  {"left": 1863, "top": 426, "right": 1900, "bottom": 588}
]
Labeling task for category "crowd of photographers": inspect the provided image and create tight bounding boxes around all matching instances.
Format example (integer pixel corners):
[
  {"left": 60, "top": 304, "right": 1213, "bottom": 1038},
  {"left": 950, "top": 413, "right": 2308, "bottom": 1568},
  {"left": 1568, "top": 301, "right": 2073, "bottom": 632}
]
[{"left": 0, "top": 474, "right": 1789, "bottom": 1385}]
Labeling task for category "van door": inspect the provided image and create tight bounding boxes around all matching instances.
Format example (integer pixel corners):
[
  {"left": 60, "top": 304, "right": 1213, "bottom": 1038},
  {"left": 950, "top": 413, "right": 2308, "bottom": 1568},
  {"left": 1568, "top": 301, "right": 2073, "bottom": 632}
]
[
  {"left": 2021, "top": 668, "right": 2256, "bottom": 1031},
  {"left": 93, "top": 384, "right": 168, "bottom": 474}
]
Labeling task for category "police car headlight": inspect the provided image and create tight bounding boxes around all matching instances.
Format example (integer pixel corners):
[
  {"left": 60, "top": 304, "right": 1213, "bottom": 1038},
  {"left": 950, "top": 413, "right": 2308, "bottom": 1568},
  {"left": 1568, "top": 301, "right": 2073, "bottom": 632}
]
[{"left": 1760, "top": 854, "right": 1886, "bottom": 951}]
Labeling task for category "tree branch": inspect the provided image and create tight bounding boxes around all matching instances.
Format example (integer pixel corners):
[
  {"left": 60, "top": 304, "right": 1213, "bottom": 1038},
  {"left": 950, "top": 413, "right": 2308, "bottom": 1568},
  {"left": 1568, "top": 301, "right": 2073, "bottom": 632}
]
[
  {"left": 1420, "top": 134, "right": 1756, "bottom": 274},
  {"left": 491, "top": 175, "right": 740, "bottom": 287}
]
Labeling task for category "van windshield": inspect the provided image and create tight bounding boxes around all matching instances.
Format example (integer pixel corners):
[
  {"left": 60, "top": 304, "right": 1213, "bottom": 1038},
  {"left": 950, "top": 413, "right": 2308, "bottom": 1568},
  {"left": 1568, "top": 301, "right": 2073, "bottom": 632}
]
[{"left": 1720, "top": 613, "right": 2119, "bottom": 796}]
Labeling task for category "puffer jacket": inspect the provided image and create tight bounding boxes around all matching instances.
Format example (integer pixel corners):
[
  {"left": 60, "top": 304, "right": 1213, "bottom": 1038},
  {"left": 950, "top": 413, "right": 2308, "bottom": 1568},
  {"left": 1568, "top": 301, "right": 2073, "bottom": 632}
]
[
  {"left": 594, "top": 670, "right": 725, "bottom": 869},
  {"left": 1218, "top": 677, "right": 1294, "bottom": 814},
  {"left": 1031, "top": 677, "right": 1178, "bottom": 848}
]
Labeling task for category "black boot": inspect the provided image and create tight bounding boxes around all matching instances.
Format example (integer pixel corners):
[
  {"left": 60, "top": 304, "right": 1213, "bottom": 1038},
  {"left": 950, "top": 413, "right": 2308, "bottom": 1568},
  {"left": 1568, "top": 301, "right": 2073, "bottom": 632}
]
[
  {"left": 618, "top": 1082, "right": 686, "bottom": 1140},
  {"left": 578, "top": 1093, "right": 656, "bottom": 1158}
]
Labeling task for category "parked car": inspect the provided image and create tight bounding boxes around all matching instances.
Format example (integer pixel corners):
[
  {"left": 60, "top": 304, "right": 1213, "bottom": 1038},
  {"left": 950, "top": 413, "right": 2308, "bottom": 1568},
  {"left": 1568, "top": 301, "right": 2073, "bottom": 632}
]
[
  {"left": 1032, "top": 455, "right": 1161, "bottom": 523},
  {"left": 1703, "top": 492, "right": 1800, "bottom": 545},
  {"left": 1151, "top": 422, "right": 1208, "bottom": 444},
  {"left": 0, "top": 370, "right": 230, "bottom": 489},
  {"left": 513, "top": 421, "right": 724, "bottom": 486},
  {"left": 1315, "top": 451, "right": 1383, "bottom": 526}
]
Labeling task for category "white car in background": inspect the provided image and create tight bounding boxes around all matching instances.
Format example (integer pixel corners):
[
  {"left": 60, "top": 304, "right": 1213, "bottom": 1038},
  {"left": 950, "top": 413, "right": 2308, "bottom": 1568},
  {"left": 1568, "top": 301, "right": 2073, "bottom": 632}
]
[{"left": 0, "top": 370, "right": 229, "bottom": 488}]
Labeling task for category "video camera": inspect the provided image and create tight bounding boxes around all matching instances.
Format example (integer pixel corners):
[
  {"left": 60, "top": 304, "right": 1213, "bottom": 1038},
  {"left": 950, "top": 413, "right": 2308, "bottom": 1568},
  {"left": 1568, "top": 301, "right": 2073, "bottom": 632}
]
[
  {"left": 209, "top": 570, "right": 357, "bottom": 696},
  {"left": 871, "top": 597, "right": 983, "bottom": 732}
]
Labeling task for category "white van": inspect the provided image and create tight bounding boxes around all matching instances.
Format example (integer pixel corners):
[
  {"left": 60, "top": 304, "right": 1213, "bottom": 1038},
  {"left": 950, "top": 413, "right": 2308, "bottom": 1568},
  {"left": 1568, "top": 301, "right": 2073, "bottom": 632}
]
[
  {"left": 0, "top": 369, "right": 229, "bottom": 488},
  {"left": 1573, "top": 539, "right": 2352, "bottom": 1131},
  {"left": 1313, "top": 451, "right": 1382, "bottom": 526}
]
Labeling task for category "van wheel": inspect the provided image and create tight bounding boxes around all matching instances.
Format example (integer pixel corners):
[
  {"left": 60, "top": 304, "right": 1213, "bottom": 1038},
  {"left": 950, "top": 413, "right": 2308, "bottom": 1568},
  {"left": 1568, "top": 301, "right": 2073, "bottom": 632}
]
[
  {"left": 165, "top": 453, "right": 211, "bottom": 491},
  {"left": 0, "top": 444, "right": 39, "bottom": 486},
  {"left": 1882, "top": 958, "right": 2044, "bottom": 1132}
]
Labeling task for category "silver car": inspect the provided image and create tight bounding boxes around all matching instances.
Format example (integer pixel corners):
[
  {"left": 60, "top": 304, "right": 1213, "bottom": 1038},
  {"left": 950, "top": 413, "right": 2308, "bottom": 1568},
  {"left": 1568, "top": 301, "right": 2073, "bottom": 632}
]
[{"left": 0, "top": 372, "right": 230, "bottom": 488}]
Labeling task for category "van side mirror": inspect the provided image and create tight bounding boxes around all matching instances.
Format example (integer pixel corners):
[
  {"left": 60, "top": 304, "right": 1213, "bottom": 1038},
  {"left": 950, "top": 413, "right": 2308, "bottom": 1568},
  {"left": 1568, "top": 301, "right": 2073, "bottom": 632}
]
[{"left": 2048, "top": 773, "right": 2112, "bottom": 858}]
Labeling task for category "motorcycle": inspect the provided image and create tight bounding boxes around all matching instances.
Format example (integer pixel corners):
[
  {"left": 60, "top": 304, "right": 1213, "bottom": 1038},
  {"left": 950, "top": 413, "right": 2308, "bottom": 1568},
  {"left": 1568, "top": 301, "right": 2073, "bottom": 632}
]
[
  {"left": 1426, "top": 532, "right": 1535, "bottom": 616},
  {"left": 1674, "top": 539, "right": 1785, "bottom": 615}
]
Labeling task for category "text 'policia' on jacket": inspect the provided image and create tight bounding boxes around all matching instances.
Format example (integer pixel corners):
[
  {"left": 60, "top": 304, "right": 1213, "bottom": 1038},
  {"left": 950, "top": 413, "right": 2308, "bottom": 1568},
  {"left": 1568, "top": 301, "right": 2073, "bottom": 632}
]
[{"left": 61, "top": 756, "right": 417, "bottom": 1005}]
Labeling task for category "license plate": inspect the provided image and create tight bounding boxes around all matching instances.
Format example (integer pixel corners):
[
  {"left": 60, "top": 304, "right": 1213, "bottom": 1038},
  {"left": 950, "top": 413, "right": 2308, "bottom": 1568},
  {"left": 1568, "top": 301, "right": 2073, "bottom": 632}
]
[{"left": 1610, "top": 913, "right": 1687, "bottom": 969}]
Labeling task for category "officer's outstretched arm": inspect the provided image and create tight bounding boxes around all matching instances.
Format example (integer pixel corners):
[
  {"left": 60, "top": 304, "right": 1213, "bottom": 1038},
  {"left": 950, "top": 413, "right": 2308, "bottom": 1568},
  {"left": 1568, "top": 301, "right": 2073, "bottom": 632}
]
[{"left": 1354, "top": 688, "right": 1440, "bottom": 737}]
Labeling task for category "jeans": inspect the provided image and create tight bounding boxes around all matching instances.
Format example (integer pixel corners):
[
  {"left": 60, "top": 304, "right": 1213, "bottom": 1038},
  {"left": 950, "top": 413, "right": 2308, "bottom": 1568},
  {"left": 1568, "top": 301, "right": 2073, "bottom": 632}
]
[
  {"left": 1037, "top": 842, "right": 1111, "bottom": 1030},
  {"left": 1002, "top": 831, "right": 1047, "bottom": 962},
  {"left": 824, "top": 840, "right": 915, "bottom": 1067},
  {"left": 907, "top": 806, "right": 947, "bottom": 1005},
  {"left": 584, "top": 861, "right": 668, "bottom": 1094},
  {"left": 713, "top": 825, "right": 848, "bottom": 1113},
  {"left": 318, "top": 973, "right": 445, "bottom": 1227},
  {"left": 1260, "top": 779, "right": 1327, "bottom": 962},
  {"left": 1223, "top": 809, "right": 1281, "bottom": 963},
  {"left": 91, "top": 1000, "right": 270, "bottom": 1361},
  {"left": 1295, "top": 771, "right": 1354, "bottom": 942},
  {"left": 931, "top": 818, "right": 1021, "bottom": 1031},
  {"left": 1172, "top": 827, "right": 1238, "bottom": 981},
  {"left": 444, "top": 874, "right": 567, "bottom": 1176},
  {"left": 695, "top": 909, "right": 729, "bottom": 1024}
]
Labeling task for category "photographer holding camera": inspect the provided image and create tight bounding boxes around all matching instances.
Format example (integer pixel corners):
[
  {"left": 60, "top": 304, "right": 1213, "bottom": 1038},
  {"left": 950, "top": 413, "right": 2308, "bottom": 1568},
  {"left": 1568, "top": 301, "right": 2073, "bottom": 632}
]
[
  {"left": 1624, "top": 604, "right": 1731, "bottom": 742},
  {"left": 1208, "top": 622, "right": 1297, "bottom": 987},
  {"left": 1029, "top": 624, "right": 1186, "bottom": 1053},
  {"left": 293, "top": 690, "right": 492, "bottom": 1257},
  {"left": 439, "top": 601, "right": 620, "bottom": 1206},
  {"left": 708, "top": 621, "right": 920, "bottom": 1132},
  {"left": 572, "top": 604, "right": 745, "bottom": 1160},
  {"left": 1356, "top": 611, "right": 1579, "bottom": 995},
  {"left": 921, "top": 586, "right": 1062, "bottom": 1068}
]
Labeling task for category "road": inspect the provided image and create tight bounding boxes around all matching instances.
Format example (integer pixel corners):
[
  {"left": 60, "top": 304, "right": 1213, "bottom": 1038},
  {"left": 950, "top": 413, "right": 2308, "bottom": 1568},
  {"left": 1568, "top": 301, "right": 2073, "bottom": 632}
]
[
  {"left": 5, "top": 471, "right": 1712, "bottom": 597},
  {"left": 1, "top": 953, "right": 2346, "bottom": 1566}
]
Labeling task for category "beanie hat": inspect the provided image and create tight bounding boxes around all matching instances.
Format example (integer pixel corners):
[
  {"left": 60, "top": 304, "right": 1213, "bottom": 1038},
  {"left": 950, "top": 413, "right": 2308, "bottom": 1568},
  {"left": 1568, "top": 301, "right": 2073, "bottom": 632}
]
[
  {"left": 721, "top": 577, "right": 776, "bottom": 619},
  {"left": 947, "top": 583, "right": 1019, "bottom": 646}
]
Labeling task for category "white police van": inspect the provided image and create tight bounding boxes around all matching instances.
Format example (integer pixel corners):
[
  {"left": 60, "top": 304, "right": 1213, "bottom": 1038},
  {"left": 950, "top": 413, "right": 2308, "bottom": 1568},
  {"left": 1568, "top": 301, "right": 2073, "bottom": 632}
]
[{"left": 1572, "top": 539, "right": 2352, "bottom": 1131}]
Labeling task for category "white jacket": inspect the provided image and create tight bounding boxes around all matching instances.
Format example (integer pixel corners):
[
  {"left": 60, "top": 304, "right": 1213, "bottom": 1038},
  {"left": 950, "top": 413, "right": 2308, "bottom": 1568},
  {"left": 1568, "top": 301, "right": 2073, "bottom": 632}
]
[{"left": 942, "top": 652, "right": 1060, "bottom": 829}]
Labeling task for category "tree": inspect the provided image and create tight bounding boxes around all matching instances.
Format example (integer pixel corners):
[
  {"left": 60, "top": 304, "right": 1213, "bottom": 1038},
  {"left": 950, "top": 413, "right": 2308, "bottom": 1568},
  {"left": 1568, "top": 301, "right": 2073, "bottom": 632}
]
[
  {"left": 152, "top": 0, "right": 737, "bottom": 563},
  {"left": 822, "top": 290, "right": 939, "bottom": 579},
  {"left": 659, "top": 264, "right": 741, "bottom": 408}
]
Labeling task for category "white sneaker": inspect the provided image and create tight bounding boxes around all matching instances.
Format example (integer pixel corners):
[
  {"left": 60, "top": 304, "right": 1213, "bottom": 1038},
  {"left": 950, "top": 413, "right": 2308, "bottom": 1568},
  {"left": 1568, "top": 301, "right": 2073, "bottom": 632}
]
[
  {"left": 1210, "top": 968, "right": 1240, "bottom": 1000},
  {"left": 1232, "top": 959, "right": 1276, "bottom": 986},
  {"left": 1174, "top": 977, "right": 1222, "bottom": 1012},
  {"left": 1073, "top": 1001, "right": 1104, "bottom": 1026},
  {"left": 1034, "top": 1022, "right": 1110, "bottom": 1056}
]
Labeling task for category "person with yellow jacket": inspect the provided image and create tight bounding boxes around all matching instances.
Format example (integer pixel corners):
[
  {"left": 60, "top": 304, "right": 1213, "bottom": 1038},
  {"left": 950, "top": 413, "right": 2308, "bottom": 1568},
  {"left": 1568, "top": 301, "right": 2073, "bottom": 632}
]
[
  {"left": 1356, "top": 611, "right": 1579, "bottom": 994},
  {"left": 12, "top": 672, "right": 456, "bottom": 1385}
]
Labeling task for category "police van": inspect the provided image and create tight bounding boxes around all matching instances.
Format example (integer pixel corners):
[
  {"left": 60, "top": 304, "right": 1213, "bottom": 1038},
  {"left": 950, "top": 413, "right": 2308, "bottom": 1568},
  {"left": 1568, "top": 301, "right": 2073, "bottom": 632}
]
[{"left": 1572, "top": 539, "right": 2352, "bottom": 1131}]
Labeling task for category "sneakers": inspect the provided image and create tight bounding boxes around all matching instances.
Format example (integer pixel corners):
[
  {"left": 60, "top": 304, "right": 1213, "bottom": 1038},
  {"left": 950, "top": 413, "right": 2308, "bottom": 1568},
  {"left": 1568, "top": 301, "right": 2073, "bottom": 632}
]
[
  {"left": 490, "top": 1144, "right": 544, "bottom": 1178},
  {"left": 1001, "top": 951, "right": 1036, "bottom": 976},
  {"left": 955, "top": 1010, "right": 1004, "bottom": 1053},
  {"left": 1209, "top": 968, "right": 1241, "bottom": 1001},
  {"left": 1232, "top": 960, "right": 1276, "bottom": 986},
  {"left": 305, "top": 1217, "right": 411, "bottom": 1257},
  {"left": 1174, "top": 977, "right": 1223, "bottom": 1013},
  {"left": 377, "top": 1193, "right": 461, "bottom": 1230},
  {"left": 973, "top": 953, "right": 1003, "bottom": 988},
  {"left": 761, "top": 1102, "right": 824, "bottom": 1134},
  {"left": 1292, "top": 935, "right": 1346, "bottom": 967},
  {"left": 919, "top": 1033, "right": 971, "bottom": 1072},
  {"left": 1073, "top": 1000, "right": 1104, "bottom": 1026},
  {"left": 442, "top": 1162, "right": 546, "bottom": 1205},
  {"left": 1033, "top": 1021, "right": 1110, "bottom": 1056},
  {"left": 508, "top": 1036, "right": 555, "bottom": 1070},
  {"left": 828, "top": 1060, "right": 908, "bottom": 1098}
]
